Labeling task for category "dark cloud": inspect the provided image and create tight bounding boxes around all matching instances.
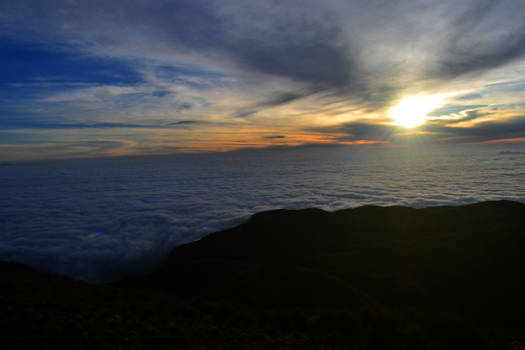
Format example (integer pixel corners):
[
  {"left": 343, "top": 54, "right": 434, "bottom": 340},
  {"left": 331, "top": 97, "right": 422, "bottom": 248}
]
[
  {"left": 439, "top": 33, "right": 525, "bottom": 77},
  {"left": 429, "top": 104, "right": 487, "bottom": 115},
  {"left": 257, "top": 92, "right": 310, "bottom": 108},
  {"left": 263, "top": 135, "right": 286, "bottom": 139},
  {"left": 309, "top": 122, "right": 397, "bottom": 142},
  {"left": 490, "top": 103, "right": 525, "bottom": 110},
  {"left": 435, "top": 0, "right": 525, "bottom": 78},
  {"left": 456, "top": 93, "right": 484, "bottom": 100},
  {"left": 444, "top": 110, "right": 491, "bottom": 124},
  {"left": 235, "top": 111, "right": 257, "bottom": 118},
  {"left": 339, "top": 123, "right": 397, "bottom": 141},
  {"left": 423, "top": 115, "right": 525, "bottom": 142},
  {"left": 230, "top": 25, "right": 352, "bottom": 88},
  {"left": 428, "top": 104, "right": 488, "bottom": 116},
  {"left": 164, "top": 120, "right": 201, "bottom": 127},
  {"left": 309, "top": 114, "right": 525, "bottom": 145}
]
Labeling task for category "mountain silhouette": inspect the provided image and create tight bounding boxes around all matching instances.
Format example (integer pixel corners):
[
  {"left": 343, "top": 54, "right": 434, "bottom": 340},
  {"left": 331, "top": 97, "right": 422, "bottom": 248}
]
[{"left": 4, "top": 200, "right": 525, "bottom": 349}]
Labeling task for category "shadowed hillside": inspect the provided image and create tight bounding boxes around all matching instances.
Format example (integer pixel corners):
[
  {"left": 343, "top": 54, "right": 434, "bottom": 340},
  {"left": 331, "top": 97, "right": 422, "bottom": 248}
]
[{"left": 4, "top": 201, "right": 525, "bottom": 349}]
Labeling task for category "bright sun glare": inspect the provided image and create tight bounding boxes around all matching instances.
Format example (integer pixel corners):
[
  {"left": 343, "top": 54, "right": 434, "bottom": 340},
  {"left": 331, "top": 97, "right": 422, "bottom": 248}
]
[{"left": 389, "top": 95, "right": 446, "bottom": 128}]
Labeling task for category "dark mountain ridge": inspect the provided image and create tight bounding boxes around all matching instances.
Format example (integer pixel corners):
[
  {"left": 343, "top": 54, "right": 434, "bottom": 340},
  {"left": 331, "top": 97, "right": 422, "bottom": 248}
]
[
  {"left": 3, "top": 200, "right": 525, "bottom": 349},
  {"left": 150, "top": 200, "right": 525, "bottom": 321}
]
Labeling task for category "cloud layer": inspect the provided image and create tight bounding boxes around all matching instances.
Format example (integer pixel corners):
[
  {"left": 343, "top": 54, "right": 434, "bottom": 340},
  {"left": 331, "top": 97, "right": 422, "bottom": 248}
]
[{"left": 1, "top": 145, "right": 524, "bottom": 281}]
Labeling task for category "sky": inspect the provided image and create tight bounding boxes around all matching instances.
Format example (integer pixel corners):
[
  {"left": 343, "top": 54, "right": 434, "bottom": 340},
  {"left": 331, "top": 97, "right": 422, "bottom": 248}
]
[{"left": 1, "top": 0, "right": 525, "bottom": 161}]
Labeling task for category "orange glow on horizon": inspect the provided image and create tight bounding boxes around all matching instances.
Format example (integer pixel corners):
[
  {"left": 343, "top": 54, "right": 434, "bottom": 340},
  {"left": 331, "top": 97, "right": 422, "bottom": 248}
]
[
  {"left": 339, "top": 140, "right": 389, "bottom": 145},
  {"left": 469, "top": 137, "right": 525, "bottom": 144}
]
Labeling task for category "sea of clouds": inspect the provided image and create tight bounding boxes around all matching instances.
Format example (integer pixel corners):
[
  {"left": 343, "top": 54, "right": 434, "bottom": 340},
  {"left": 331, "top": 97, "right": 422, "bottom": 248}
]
[{"left": 1, "top": 144, "right": 524, "bottom": 282}]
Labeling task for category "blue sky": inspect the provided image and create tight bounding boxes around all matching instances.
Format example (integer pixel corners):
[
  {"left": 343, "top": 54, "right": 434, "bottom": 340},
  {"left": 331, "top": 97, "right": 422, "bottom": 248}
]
[{"left": 1, "top": 0, "right": 525, "bottom": 160}]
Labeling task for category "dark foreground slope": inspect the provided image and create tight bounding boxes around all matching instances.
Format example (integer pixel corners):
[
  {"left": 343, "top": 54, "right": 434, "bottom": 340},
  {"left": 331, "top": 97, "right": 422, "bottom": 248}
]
[{"left": 3, "top": 201, "right": 525, "bottom": 349}]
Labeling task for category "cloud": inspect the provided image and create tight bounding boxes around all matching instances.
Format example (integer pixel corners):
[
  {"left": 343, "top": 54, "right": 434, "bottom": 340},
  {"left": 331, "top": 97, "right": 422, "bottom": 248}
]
[
  {"left": 438, "top": 33, "right": 525, "bottom": 78},
  {"left": 423, "top": 115, "right": 525, "bottom": 143},
  {"left": 0, "top": 121, "right": 206, "bottom": 130},
  {"left": 306, "top": 113, "right": 525, "bottom": 145},
  {"left": 309, "top": 122, "right": 397, "bottom": 141},
  {"left": 165, "top": 120, "right": 201, "bottom": 126},
  {"left": 428, "top": 104, "right": 488, "bottom": 117},
  {"left": 437, "top": 2, "right": 525, "bottom": 78},
  {"left": 257, "top": 92, "right": 311, "bottom": 108},
  {"left": 457, "top": 93, "right": 484, "bottom": 101},
  {"left": 263, "top": 135, "right": 286, "bottom": 139},
  {"left": 235, "top": 111, "right": 257, "bottom": 118},
  {"left": 2, "top": 144, "right": 524, "bottom": 281},
  {"left": 445, "top": 110, "right": 492, "bottom": 124}
]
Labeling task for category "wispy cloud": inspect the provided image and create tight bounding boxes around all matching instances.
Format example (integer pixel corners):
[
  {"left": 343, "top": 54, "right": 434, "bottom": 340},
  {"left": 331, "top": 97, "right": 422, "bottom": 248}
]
[{"left": 264, "top": 135, "right": 286, "bottom": 139}]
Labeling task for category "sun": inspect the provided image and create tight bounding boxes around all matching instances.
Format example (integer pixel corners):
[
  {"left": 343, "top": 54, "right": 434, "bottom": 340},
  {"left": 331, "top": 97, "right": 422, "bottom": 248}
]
[{"left": 389, "top": 94, "right": 445, "bottom": 128}]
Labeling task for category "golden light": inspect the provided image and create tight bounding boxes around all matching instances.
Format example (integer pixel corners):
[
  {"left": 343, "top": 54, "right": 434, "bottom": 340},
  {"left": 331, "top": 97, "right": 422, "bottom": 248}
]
[{"left": 389, "top": 94, "right": 446, "bottom": 128}]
